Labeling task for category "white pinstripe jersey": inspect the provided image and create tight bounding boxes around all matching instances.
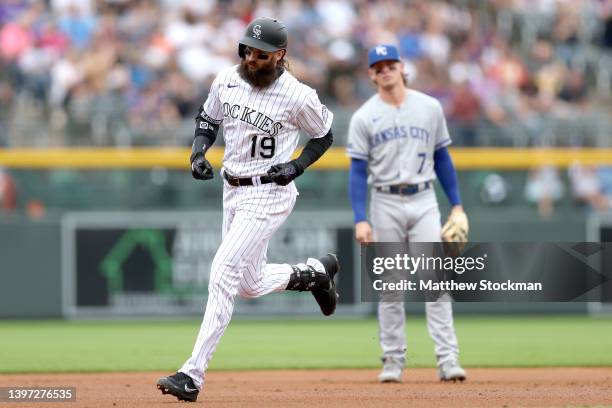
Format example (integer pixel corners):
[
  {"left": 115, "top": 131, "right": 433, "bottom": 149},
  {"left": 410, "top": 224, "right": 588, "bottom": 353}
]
[
  {"left": 201, "top": 65, "right": 333, "bottom": 177},
  {"left": 347, "top": 90, "right": 452, "bottom": 186}
]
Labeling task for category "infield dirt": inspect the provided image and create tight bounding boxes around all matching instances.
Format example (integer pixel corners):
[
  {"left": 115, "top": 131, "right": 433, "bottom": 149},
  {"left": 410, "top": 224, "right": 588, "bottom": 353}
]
[{"left": 1, "top": 368, "right": 611, "bottom": 407}]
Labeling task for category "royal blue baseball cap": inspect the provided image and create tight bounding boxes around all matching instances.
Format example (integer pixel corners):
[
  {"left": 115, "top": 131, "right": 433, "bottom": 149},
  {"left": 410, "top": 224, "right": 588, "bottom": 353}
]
[{"left": 368, "top": 44, "right": 401, "bottom": 67}]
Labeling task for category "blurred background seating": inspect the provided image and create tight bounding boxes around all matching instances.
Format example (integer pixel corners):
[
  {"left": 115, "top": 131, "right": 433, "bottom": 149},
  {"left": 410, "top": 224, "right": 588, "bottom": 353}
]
[
  {"left": 0, "top": 0, "right": 611, "bottom": 217},
  {"left": 0, "top": 0, "right": 609, "bottom": 149}
]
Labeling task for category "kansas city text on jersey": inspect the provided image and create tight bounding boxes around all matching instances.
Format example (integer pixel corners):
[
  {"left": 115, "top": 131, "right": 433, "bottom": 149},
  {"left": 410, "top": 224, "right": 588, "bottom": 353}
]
[{"left": 368, "top": 126, "right": 430, "bottom": 149}]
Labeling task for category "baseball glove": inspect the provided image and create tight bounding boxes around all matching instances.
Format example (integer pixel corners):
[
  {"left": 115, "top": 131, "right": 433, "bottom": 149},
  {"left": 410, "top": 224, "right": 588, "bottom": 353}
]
[{"left": 441, "top": 211, "right": 469, "bottom": 256}]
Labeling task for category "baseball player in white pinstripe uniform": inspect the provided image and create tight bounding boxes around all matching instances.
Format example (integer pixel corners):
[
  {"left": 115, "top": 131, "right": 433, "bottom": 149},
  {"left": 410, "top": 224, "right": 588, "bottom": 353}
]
[
  {"left": 157, "top": 17, "right": 340, "bottom": 403},
  {"left": 348, "top": 44, "right": 468, "bottom": 383}
]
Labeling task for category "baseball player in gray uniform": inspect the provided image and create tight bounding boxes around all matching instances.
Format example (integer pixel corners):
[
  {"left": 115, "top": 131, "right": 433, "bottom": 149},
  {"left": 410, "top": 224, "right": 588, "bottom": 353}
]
[
  {"left": 157, "top": 17, "right": 340, "bottom": 402},
  {"left": 347, "top": 44, "right": 468, "bottom": 383}
]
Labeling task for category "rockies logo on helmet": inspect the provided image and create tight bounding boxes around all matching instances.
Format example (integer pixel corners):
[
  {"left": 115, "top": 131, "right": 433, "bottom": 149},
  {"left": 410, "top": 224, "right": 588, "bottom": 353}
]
[
  {"left": 238, "top": 17, "right": 288, "bottom": 58},
  {"left": 252, "top": 24, "right": 262, "bottom": 39}
]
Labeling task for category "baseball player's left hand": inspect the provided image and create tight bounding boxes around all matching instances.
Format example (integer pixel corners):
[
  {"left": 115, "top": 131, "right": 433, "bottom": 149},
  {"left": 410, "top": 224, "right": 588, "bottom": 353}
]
[
  {"left": 267, "top": 161, "right": 304, "bottom": 186},
  {"left": 442, "top": 207, "right": 469, "bottom": 242}
]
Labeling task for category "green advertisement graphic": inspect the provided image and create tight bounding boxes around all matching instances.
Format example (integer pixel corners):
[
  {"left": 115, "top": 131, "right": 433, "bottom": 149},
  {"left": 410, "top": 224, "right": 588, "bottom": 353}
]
[{"left": 100, "top": 229, "right": 172, "bottom": 294}]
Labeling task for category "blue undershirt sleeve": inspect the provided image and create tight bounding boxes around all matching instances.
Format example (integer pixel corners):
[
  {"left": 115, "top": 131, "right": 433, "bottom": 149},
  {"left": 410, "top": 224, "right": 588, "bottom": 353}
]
[
  {"left": 349, "top": 158, "right": 369, "bottom": 223},
  {"left": 433, "top": 147, "right": 462, "bottom": 206}
]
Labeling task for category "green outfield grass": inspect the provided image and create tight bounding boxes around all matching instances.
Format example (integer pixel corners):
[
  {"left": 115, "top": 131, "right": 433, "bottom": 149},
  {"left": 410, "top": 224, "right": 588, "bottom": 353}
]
[{"left": 0, "top": 316, "right": 611, "bottom": 373}]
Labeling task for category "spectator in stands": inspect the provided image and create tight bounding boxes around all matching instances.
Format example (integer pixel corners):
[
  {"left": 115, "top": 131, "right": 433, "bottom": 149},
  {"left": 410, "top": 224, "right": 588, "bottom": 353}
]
[
  {"left": 525, "top": 166, "right": 565, "bottom": 219},
  {"left": 0, "top": 78, "right": 13, "bottom": 146},
  {"left": 448, "top": 78, "right": 481, "bottom": 147},
  {"left": 568, "top": 162, "right": 610, "bottom": 212},
  {"left": 57, "top": 5, "right": 96, "bottom": 49},
  {"left": 0, "top": 0, "right": 30, "bottom": 26},
  {"left": 0, "top": 168, "right": 16, "bottom": 212},
  {"left": 447, "top": 47, "right": 483, "bottom": 146}
]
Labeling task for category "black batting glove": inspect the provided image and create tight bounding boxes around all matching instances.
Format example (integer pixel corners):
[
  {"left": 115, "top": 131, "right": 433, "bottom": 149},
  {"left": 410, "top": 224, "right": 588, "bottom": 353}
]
[
  {"left": 267, "top": 161, "right": 304, "bottom": 186},
  {"left": 190, "top": 152, "right": 214, "bottom": 181}
]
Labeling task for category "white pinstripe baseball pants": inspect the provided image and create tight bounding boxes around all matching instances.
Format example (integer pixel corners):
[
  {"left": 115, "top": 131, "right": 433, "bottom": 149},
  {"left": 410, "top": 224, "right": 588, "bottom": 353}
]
[{"left": 180, "top": 181, "right": 298, "bottom": 388}]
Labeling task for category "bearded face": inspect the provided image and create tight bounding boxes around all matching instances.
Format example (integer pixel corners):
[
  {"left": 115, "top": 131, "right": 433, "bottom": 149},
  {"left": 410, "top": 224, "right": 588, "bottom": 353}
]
[{"left": 237, "top": 46, "right": 285, "bottom": 88}]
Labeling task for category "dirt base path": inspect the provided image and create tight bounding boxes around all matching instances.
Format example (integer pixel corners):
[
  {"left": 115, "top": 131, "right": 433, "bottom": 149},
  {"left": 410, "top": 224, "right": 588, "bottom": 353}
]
[{"left": 1, "top": 368, "right": 611, "bottom": 407}]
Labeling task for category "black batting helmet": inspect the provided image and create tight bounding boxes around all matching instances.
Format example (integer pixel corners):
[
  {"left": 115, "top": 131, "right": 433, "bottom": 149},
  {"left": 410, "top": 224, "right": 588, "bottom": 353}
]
[{"left": 238, "top": 17, "right": 288, "bottom": 58}]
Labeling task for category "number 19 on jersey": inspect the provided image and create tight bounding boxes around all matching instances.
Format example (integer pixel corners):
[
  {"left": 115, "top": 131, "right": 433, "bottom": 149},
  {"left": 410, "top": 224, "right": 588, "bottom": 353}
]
[{"left": 251, "top": 135, "right": 276, "bottom": 158}]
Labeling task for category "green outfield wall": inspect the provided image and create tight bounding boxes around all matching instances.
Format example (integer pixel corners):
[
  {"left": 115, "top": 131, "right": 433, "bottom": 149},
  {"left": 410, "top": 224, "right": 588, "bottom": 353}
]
[{"left": 1, "top": 207, "right": 607, "bottom": 318}]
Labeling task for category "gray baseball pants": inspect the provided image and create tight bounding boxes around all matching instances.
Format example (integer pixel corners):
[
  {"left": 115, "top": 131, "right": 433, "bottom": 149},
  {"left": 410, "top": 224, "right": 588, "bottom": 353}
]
[{"left": 371, "top": 187, "right": 460, "bottom": 367}]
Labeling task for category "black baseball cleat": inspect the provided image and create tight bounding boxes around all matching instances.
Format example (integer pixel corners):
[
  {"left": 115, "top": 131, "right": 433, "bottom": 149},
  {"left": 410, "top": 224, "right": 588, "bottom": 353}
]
[
  {"left": 287, "top": 253, "right": 340, "bottom": 316},
  {"left": 157, "top": 372, "right": 199, "bottom": 402},
  {"left": 309, "top": 253, "right": 340, "bottom": 316}
]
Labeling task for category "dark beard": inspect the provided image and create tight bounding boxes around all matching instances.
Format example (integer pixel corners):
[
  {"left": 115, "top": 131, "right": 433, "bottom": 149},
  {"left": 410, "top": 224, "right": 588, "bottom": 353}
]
[{"left": 238, "top": 59, "right": 282, "bottom": 88}]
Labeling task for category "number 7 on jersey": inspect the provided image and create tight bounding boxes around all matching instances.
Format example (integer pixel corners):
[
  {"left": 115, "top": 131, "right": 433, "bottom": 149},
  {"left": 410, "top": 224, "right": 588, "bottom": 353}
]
[{"left": 417, "top": 152, "right": 426, "bottom": 174}]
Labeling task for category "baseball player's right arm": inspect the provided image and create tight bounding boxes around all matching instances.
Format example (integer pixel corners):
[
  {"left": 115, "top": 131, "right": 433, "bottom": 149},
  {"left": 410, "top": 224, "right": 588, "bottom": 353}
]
[
  {"left": 349, "top": 158, "right": 372, "bottom": 243},
  {"left": 347, "top": 113, "right": 372, "bottom": 243},
  {"left": 191, "top": 107, "right": 222, "bottom": 180},
  {"left": 191, "top": 77, "right": 224, "bottom": 181}
]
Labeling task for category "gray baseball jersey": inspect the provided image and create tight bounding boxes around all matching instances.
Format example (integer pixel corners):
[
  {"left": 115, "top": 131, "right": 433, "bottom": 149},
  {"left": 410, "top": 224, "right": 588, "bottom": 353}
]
[
  {"left": 201, "top": 65, "right": 333, "bottom": 177},
  {"left": 347, "top": 90, "right": 451, "bottom": 186}
]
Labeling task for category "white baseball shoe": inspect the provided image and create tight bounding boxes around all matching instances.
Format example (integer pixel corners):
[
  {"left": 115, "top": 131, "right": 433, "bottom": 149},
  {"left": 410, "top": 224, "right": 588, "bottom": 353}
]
[
  {"left": 378, "top": 357, "right": 404, "bottom": 383},
  {"left": 438, "top": 361, "right": 466, "bottom": 382}
]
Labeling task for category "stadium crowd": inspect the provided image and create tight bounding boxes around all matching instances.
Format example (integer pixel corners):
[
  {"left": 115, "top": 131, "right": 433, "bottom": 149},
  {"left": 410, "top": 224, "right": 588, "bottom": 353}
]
[{"left": 0, "top": 0, "right": 610, "bottom": 148}]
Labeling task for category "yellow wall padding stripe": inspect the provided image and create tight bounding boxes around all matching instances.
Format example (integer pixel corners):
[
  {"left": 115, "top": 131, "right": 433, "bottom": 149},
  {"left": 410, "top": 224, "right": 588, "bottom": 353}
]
[{"left": 0, "top": 147, "right": 610, "bottom": 170}]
